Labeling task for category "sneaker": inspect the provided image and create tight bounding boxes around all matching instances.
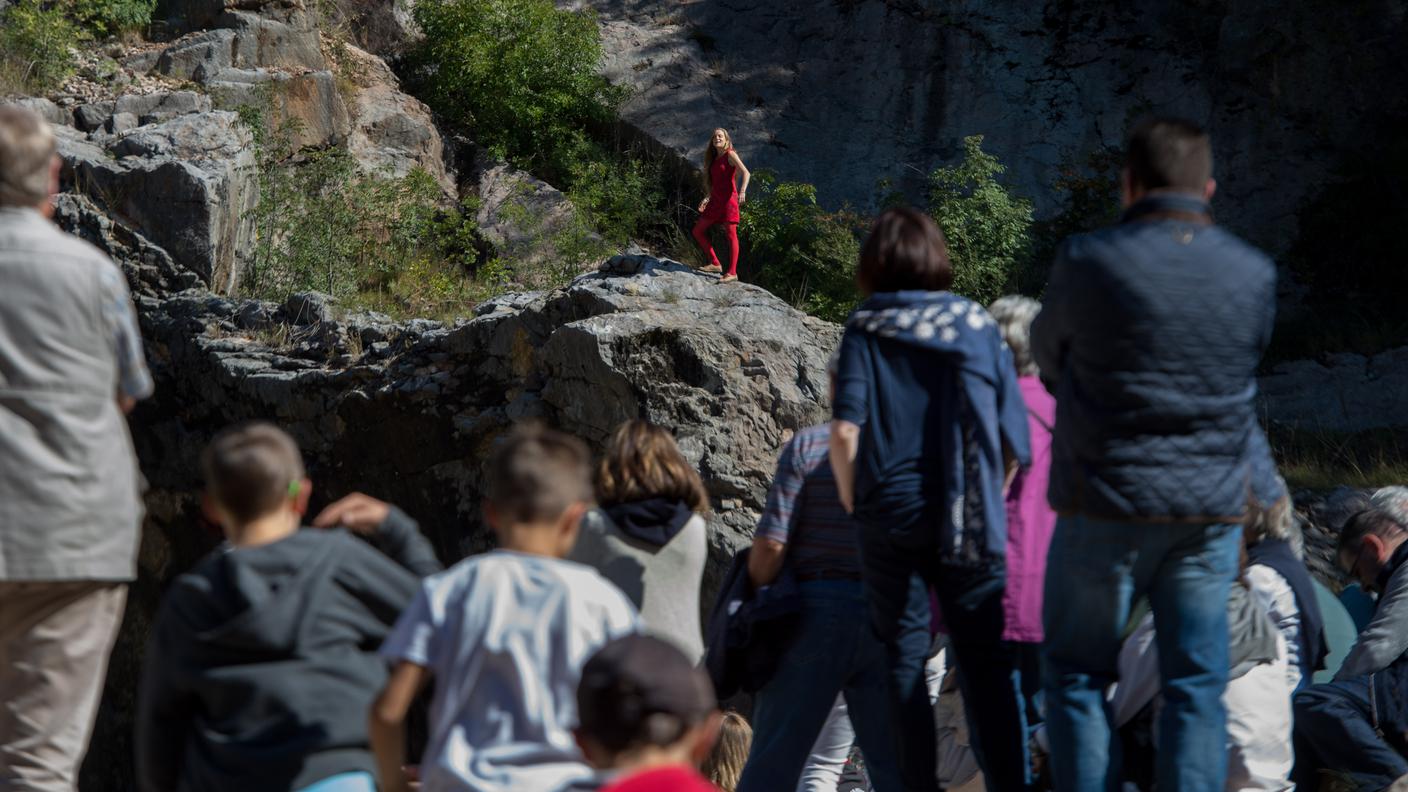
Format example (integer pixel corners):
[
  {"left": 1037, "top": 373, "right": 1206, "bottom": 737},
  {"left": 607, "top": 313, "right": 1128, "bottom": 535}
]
[
  {"left": 700, "top": 264, "right": 722, "bottom": 273},
  {"left": 719, "top": 274, "right": 738, "bottom": 283}
]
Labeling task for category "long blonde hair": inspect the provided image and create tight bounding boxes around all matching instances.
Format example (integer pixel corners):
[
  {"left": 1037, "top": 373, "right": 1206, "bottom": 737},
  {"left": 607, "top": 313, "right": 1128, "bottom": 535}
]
[
  {"left": 703, "top": 128, "right": 733, "bottom": 179},
  {"left": 701, "top": 711, "right": 751, "bottom": 791}
]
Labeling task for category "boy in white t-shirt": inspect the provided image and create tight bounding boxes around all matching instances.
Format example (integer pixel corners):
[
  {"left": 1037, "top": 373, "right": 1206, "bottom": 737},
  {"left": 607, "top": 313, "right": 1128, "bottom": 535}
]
[{"left": 369, "top": 425, "right": 640, "bottom": 792}]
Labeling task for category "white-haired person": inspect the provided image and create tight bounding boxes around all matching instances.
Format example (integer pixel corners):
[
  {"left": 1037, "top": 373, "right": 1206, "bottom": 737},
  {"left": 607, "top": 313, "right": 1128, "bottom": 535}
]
[{"left": 0, "top": 103, "right": 154, "bottom": 790}]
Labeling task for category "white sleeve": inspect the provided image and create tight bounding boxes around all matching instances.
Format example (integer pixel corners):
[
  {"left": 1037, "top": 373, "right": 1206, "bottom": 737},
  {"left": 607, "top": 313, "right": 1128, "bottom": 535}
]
[{"left": 1107, "top": 614, "right": 1160, "bottom": 728}]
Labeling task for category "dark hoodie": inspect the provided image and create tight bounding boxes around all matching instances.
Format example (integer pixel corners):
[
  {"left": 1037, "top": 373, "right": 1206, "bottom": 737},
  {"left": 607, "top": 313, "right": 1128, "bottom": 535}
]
[{"left": 136, "top": 508, "right": 441, "bottom": 792}]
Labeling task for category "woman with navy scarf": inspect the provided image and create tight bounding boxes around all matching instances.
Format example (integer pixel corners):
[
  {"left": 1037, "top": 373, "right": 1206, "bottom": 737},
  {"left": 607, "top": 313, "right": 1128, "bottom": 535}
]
[{"left": 830, "top": 208, "right": 1033, "bottom": 792}]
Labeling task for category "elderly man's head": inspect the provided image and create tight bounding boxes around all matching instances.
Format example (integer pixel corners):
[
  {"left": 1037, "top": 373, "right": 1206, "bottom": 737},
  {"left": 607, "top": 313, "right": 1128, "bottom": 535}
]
[
  {"left": 1338, "top": 508, "right": 1408, "bottom": 592},
  {"left": 0, "top": 105, "right": 58, "bottom": 213},
  {"left": 1372, "top": 486, "right": 1408, "bottom": 526}
]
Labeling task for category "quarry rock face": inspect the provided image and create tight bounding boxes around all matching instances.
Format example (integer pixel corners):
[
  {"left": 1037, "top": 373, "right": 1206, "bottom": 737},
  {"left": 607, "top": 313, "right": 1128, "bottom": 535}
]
[{"left": 572, "top": 0, "right": 1408, "bottom": 255}]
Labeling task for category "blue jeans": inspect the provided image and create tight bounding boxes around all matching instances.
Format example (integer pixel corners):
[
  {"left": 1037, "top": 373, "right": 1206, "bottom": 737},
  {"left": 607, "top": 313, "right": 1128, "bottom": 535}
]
[
  {"left": 857, "top": 529, "right": 1032, "bottom": 792},
  {"left": 1294, "top": 673, "right": 1408, "bottom": 791},
  {"left": 1042, "top": 516, "right": 1240, "bottom": 792},
  {"left": 737, "top": 580, "right": 902, "bottom": 792}
]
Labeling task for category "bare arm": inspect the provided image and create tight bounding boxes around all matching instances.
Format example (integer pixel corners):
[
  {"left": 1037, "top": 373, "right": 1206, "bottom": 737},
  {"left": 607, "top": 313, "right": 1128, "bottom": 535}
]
[
  {"left": 370, "top": 661, "right": 429, "bottom": 792},
  {"left": 729, "top": 150, "right": 751, "bottom": 201},
  {"left": 830, "top": 420, "right": 861, "bottom": 514},
  {"left": 748, "top": 537, "right": 787, "bottom": 589}
]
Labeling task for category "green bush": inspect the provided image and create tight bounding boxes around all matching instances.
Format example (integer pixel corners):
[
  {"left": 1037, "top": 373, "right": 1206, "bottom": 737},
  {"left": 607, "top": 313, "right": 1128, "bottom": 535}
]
[
  {"left": 927, "top": 135, "right": 1035, "bottom": 305},
  {"left": 0, "top": 0, "right": 81, "bottom": 93},
  {"left": 239, "top": 109, "right": 485, "bottom": 317},
  {"left": 409, "top": 0, "right": 621, "bottom": 185},
  {"left": 69, "top": 0, "right": 155, "bottom": 36},
  {"left": 740, "top": 172, "right": 863, "bottom": 323}
]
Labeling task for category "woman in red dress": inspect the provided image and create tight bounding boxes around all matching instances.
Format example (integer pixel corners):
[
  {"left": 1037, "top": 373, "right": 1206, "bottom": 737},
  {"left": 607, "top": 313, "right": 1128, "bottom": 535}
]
[{"left": 693, "top": 128, "right": 750, "bottom": 283}]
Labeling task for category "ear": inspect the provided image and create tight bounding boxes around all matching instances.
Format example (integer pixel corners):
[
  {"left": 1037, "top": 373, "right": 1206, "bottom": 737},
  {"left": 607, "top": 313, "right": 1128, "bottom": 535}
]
[
  {"left": 1367, "top": 533, "right": 1389, "bottom": 561},
  {"left": 1119, "top": 167, "right": 1137, "bottom": 209},
  {"left": 201, "top": 492, "right": 225, "bottom": 528},
  {"left": 573, "top": 730, "right": 608, "bottom": 770},
  {"left": 559, "top": 502, "right": 588, "bottom": 547},
  {"left": 689, "top": 710, "right": 725, "bottom": 767},
  {"left": 41, "top": 155, "right": 61, "bottom": 218},
  {"left": 1203, "top": 178, "right": 1217, "bottom": 202},
  {"left": 292, "top": 477, "right": 313, "bottom": 516},
  {"left": 483, "top": 501, "right": 500, "bottom": 532}
]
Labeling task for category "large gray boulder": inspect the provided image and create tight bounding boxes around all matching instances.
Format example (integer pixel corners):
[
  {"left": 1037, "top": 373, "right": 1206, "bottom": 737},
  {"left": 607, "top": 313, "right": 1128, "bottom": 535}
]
[
  {"left": 468, "top": 150, "right": 591, "bottom": 278},
  {"left": 343, "top": 44, "right": 453, "bottom": 192},
  {"left": 80, "top": 256, "right": 835, "bottom": 787},
  {"left": 56, "top": 112, "right": 258, "bottom": 292}
]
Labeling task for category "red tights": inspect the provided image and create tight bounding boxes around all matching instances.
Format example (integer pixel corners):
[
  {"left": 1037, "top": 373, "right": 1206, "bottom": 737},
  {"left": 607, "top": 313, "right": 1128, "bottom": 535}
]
[{"left": 692, "top": 218, "right": 738, "bottom": 276}]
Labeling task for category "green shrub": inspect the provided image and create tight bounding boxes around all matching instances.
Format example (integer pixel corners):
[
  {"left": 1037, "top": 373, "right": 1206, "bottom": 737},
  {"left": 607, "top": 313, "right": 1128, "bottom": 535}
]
[
  {"left": 740, "top": 172, "right": 863, "bottom": 323},
  {"left": 69, "top": 0, "right": 155, "bottom": 36},
  {"left": 0, "top": 0, "right": 81, "bottom": 93},
  {"left": 409, "top": 0, "right": 621, "bottom": 185},
  {"left": 927, "top": 135, "right": 1035, "bottom": 305},
  {"left": 239, "top": 108, "right": 484, "bottom": 317}
]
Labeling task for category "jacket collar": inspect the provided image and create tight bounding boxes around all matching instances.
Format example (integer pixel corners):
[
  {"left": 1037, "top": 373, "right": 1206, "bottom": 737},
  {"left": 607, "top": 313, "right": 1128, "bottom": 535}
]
[{"left": 1121, "top": 192, "right": 1212, "bottom": 224}]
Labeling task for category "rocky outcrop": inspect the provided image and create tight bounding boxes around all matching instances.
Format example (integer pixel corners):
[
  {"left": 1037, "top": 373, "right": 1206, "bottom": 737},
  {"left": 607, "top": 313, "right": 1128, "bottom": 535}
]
[
  {"left": 1259, "top": 346, "right": 1408, "bottom": 433},
  {"left": 9, "top": 0, "right": 454, "bottom": 295},
  {"left": 468, "top": 149, "right": 590, "bottom": 273},
  {"left": 80, "top": 255, "right": 835, "bottom": 787},
  {"left": 572, "top": 0, "right": 1408, "bottom": 255},
  {"left": 55, "top": 110, "right": 259, "bottom": 291}
]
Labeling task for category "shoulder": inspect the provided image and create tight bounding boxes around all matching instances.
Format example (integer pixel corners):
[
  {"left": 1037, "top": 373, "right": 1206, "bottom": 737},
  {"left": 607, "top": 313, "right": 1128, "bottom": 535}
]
[{"left": 788, "top": 424, "right": 832, "bottom": 462}]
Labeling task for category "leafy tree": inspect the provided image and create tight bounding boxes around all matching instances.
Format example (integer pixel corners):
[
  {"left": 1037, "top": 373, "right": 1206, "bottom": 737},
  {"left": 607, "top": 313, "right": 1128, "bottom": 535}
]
[
  {"left": 927, "top": 135, "right": 1035, "bottom": 305},
  {"left": 409, "top": 0, "right": 622, "bottom": 185},
  {"left": 0, "top": 0, "right": 80, "bottom": 93},
  {"left": 741, "top": 171, "right": 863, "bottom": 323}
]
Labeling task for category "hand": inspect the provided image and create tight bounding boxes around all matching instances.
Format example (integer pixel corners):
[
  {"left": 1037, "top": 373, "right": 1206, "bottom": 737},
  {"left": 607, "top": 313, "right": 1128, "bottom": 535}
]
[
  {"left": 698, "top": 198, "right": 709, "bottom": 213},
  {"left": 738, "top": 190, "right": 747, "bottom": 204},
  {"left": 312, "top": 492, "right": 391, "bottom": 535}
]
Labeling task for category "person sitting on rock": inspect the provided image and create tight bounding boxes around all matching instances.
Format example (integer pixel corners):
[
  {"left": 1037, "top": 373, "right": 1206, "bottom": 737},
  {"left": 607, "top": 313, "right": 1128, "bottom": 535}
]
[
  {"left": 1294, "top": 508, "right": 1408, "bottom": 791},
  {"left": 136, "top": 423, "right": 442, "bottom": 792},
  {"left": 570, "top": 418, "right": 710, "bottom": 662},
  {"left": 369, "top": 424, "right": 639, "bottom": 792},
  {"left": 693, "top": 127, "right": 750, "bottom": 283}
]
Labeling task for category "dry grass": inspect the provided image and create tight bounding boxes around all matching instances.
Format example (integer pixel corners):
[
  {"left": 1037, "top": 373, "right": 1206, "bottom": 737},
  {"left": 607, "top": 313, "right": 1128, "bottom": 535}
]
[{"left": 1268, "top": 424, "right": 1408, "bottom": 491}]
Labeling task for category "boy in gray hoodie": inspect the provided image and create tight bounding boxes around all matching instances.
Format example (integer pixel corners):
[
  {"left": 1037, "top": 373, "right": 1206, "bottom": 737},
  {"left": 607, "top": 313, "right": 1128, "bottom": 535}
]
[{"left": 136, "top": 422, "right": 441, "bottom": 792}]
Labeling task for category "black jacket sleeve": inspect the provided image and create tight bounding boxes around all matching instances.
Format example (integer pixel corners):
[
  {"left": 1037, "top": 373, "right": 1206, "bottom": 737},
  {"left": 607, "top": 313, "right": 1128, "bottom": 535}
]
[
  {"left": 367, "top": 506, "right": 443, "bottom": 577},
  {"left": 135, "top": 600, "right": 194, "bottom": 792}
]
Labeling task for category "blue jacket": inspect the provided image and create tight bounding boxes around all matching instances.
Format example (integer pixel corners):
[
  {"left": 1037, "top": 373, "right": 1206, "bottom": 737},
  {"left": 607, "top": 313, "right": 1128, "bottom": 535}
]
[
  {"left": 1031, "top": 193, "right": 1276, "bottom": 522},
  {"left": 834, "top": 291, "right": 1030, "bottom": 561}
]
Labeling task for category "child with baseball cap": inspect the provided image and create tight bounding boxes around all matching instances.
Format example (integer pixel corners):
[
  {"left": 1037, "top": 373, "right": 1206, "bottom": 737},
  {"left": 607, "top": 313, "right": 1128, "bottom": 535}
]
[{"left": 576, "top": 634, "right": 723, "bottom": 791}]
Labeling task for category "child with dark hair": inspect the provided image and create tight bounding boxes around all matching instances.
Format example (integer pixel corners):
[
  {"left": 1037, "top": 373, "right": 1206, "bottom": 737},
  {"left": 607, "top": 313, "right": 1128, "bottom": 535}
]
[
  {"left": 575, "top": 634, "right": 722, "bottom": 791},
  {"left": 370, "top": 424, "right": 639, "bottom": 792},
  {"left": 136, "top": 423, "right": 441, "bottom": 792}
]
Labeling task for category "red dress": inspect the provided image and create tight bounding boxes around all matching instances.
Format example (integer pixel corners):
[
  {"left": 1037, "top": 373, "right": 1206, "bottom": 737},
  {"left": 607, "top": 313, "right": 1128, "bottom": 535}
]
[{"left": 701, "top": 148, "right": 740, "bottom": 223}]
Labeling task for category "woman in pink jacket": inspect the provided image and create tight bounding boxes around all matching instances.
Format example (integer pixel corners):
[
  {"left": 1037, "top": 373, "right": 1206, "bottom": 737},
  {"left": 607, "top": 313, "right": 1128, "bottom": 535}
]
[{"left": 989, "top": 295, "right": 1058, "bottom": 717}]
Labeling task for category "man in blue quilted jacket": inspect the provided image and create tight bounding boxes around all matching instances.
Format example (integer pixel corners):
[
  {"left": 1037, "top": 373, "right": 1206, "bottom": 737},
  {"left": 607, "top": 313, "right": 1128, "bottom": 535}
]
[{"left": 1031, "top": 117, "right": 1276, "bottom": 792}]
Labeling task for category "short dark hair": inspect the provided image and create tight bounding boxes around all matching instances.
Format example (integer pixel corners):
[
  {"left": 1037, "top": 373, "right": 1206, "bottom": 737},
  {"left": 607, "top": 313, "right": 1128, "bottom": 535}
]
[
  {"left": 1125, "top": 116, "right": 1213, "bottom": 193},
  {"left": 576, "top": 634, "right": 715, "bottom": 755},
  {"left": 1337, "top": 508, "right": 1407, "bottom": 566},
  {"left": 856, "top": 206, "right": 952, "bottom": 295},
  {"left": 202, "top": 422, "right": 306, "bottom": 523},
  {"left": 487, "top": 423, "right": 593, "bottom": 524}
]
